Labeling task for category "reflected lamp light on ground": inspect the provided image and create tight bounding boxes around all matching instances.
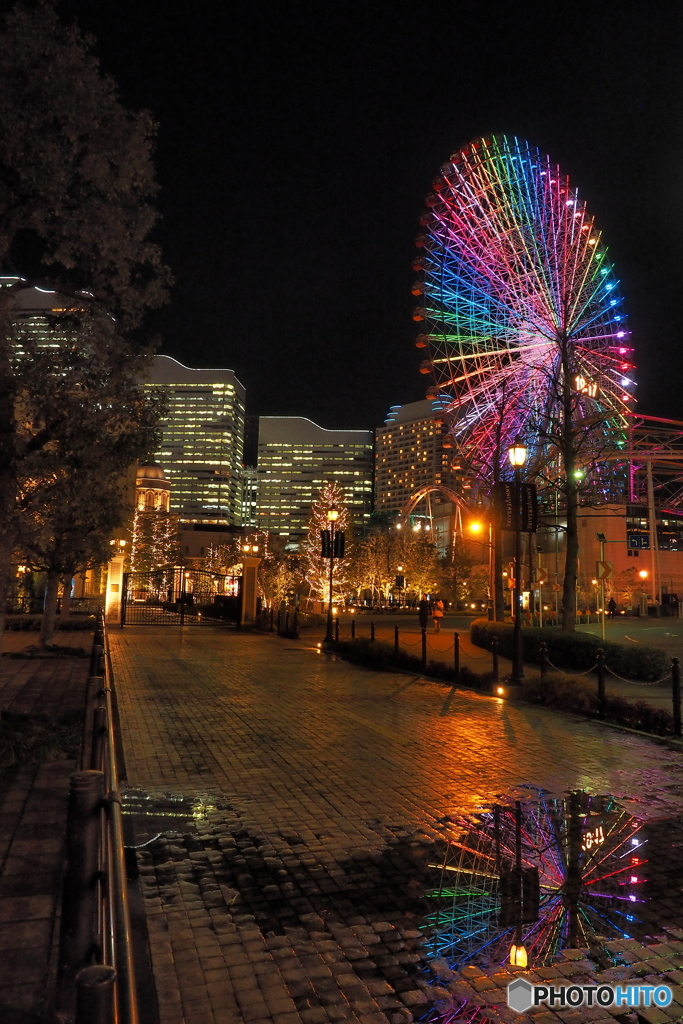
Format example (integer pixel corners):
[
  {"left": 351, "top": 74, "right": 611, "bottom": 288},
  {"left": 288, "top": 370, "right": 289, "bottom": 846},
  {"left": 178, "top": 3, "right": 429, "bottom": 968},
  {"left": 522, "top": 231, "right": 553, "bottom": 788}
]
[{"left": 509, "top": 944, "right": 528, "bottom": 968}]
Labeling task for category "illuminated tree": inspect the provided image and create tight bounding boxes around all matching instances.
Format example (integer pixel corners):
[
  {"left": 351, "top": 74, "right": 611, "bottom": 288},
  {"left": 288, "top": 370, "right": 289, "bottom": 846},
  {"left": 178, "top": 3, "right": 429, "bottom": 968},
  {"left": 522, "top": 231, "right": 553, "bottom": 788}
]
[
  {"left": 300, "top": 481, "right": 351, "bottom": 601},
  {"left": 130, "top": 510, "right": 179, "bottom": 573}
]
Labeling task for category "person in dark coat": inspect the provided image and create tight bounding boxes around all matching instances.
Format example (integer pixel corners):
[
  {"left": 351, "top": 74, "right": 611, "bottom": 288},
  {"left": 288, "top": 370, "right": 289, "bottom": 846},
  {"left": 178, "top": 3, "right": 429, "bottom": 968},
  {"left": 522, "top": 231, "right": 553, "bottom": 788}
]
[
  {"left": 608, "top": 597, "right": 616, "bottom": 618},
  {"left": 418, "top": 595, "right": 430, "bottom": 630}
]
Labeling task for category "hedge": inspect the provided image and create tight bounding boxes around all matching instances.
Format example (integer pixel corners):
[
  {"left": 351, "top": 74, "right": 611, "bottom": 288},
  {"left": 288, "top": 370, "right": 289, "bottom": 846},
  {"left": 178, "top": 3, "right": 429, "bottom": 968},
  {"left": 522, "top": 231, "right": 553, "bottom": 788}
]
[
  {"left": 331, "top": 637, "right": 492, "bottom": 690},
  {"left": 470, "top": 618, "right": 668, "bottom": 682},
  {"left": 522, "top": 673, "right": 675, "bottom": 736}
]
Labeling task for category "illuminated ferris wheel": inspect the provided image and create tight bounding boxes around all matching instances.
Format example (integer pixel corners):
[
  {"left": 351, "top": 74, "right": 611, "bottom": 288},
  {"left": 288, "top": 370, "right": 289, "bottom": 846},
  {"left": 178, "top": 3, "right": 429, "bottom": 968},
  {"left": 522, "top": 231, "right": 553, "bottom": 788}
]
[{"left": 413, "top": 135, "right": 635, "bottom": 487}]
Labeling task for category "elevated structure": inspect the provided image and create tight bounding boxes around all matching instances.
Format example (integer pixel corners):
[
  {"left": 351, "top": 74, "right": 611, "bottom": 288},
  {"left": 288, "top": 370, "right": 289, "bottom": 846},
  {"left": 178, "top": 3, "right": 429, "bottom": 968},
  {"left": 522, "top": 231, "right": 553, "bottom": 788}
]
[{"left": 256, "top": 417, "right": 373, "bottom": 547}]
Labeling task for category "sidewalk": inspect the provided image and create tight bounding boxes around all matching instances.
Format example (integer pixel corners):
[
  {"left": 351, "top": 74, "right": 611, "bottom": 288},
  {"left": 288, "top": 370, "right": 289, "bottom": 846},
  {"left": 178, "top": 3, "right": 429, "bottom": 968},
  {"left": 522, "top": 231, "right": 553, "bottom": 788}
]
[
  {"left": 109, "top": 626, "right": 683, "bottom": 1024},
  {"left": 0, "top": 630, "right": 91, "bottom": 1024}
]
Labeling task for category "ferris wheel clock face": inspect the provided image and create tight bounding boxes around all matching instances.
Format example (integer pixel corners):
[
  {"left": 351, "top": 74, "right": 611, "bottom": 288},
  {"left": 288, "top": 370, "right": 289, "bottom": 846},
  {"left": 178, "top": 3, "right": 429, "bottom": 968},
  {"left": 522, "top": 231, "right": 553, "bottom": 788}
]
[
  {"left": 414, "top": 135, "right": 634, "bottom": 491},
  {"left": 581, "top": 824, "right": 605, "bottom": 851}
]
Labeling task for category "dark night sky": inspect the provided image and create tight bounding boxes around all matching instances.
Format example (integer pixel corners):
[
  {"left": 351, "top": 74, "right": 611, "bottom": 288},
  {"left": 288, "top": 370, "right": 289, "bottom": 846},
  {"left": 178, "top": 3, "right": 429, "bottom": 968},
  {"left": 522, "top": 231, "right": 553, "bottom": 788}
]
[{"left": 51, "top": 0, "right": 683, "bottom": 429}]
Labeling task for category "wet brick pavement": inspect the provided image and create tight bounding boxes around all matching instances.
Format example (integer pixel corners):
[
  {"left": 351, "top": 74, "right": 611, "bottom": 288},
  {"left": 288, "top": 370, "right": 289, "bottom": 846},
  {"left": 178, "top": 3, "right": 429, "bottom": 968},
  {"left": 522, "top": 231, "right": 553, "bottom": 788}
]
[{"left": 109, "top": 627, "right": 683, "bottom": 1024}]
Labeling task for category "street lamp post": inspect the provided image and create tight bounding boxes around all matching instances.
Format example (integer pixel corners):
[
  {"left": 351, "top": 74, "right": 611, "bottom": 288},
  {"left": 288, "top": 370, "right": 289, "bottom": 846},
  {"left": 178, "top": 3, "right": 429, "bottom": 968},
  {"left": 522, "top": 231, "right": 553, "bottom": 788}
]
[
  {"left": 508, "top": 437, "right": 528, "bottom": 685},
  {"left": 324, "top": 509, "right": 339, "bottom": 642}
]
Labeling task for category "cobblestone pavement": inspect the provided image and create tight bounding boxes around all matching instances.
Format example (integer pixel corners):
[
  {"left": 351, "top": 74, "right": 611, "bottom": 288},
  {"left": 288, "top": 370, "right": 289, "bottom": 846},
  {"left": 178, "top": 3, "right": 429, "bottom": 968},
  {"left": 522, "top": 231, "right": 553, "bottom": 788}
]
[
  {"left": 0, "top": 631, "right": 90, "bottom": 1024},
  {"left": 109, "top": 627, "right": 683, "bottom": 1024}
]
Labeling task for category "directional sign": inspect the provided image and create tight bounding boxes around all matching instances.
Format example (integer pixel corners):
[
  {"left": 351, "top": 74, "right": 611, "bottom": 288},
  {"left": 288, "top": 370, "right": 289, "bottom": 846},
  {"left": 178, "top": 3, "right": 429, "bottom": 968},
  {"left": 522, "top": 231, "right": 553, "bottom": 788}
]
[
  {"left": 536, "top": 569, "right": 548, "bottom": 585},
  {"left": 596, "top": 560, "right": 613, "bottom": 581}
]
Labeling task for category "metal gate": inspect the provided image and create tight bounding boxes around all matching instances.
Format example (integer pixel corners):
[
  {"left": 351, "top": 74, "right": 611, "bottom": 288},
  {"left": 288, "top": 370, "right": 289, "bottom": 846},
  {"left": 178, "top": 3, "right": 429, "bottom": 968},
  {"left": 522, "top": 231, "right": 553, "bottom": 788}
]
[{"left": 121, "top": 566, "right": 241, "bottom": 626}]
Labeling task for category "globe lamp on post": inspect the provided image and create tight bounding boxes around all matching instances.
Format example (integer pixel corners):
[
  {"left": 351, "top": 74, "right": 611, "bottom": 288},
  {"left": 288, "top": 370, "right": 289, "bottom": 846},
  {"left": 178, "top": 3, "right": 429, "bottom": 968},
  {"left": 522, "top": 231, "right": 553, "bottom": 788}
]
[
  {"left": 508, "top": 437, "right": 527, "bottom": 685},
  {"left": 325, "top": 509, "right": 339, "bottom": 643}
]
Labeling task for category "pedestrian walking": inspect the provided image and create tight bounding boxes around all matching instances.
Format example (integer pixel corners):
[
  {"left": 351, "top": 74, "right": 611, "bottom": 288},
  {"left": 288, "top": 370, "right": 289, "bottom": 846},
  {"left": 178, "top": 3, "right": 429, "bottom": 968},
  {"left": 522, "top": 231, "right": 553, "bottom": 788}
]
[
  {"left": 418, "top": 594, "right": 430, "bottom": 630},
  {"left": 432, "top": 598, "right": 444, "bottom": 633},
  {"left": 608, "top": 597, "right": 616, "bottom": 619}
]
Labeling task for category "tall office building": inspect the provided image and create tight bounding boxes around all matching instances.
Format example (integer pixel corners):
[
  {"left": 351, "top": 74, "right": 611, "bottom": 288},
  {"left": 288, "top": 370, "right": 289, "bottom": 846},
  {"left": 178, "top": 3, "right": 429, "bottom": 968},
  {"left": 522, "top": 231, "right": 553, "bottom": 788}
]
[
  {"left": 256, "top": 417, "right": 373, "bottom": 547},
  {"left": 142, "top": 355, "right": 246, "bottom": 525},
  {"left": 374, "top": 399, "right": 462, "bottom": 513}
]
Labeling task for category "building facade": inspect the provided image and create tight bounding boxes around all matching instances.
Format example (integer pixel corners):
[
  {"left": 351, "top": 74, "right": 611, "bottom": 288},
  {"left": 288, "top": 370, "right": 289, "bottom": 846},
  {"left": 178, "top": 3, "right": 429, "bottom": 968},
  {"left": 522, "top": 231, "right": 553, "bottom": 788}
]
[
  {"left": 374, "top": 399, "right": 462, "bottom": 514},
  {"left": 256, "top": 417, "right": 373, "bottom": 547},
  {"left": 142, "top": 355, "right": 246, "bottom": 526}
]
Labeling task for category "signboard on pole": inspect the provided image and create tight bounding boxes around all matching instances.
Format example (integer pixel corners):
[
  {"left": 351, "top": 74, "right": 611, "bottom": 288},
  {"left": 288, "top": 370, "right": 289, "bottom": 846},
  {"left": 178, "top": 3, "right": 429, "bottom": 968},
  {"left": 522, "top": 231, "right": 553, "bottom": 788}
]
[
  {"left": 493, "top": 482, "right": 538, "bottom": 533},
  {"left": 596, "top": 561, "right": 613, "bottom": 580}
]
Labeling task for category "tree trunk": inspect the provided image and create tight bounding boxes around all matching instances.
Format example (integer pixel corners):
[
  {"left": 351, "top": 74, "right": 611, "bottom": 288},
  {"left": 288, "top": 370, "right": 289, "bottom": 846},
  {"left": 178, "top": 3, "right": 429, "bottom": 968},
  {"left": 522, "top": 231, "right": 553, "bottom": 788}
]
[
  {"left": 61, "top": 576, "right": 73, "bottom": 617},
  {"left": 560, "top": 326, "right": 578, "bottom": 631},
  {"left": 40, "top": 570, "right": 61, "bottom": 647}
]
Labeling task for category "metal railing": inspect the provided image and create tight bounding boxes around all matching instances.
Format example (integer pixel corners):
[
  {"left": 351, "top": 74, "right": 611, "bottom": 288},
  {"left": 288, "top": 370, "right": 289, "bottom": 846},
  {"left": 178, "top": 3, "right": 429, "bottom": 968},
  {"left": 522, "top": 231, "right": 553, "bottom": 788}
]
[{"left": 55, "top": 611, "right": 139, "bottom": 1024}]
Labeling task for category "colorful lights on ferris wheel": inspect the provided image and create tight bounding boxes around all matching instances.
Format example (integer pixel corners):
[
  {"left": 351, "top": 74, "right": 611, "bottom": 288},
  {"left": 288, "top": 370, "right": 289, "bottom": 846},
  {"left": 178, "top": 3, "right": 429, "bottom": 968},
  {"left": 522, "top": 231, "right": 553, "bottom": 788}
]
[{"left": 414, "top": 135, "right": 634, "bottom": 481}]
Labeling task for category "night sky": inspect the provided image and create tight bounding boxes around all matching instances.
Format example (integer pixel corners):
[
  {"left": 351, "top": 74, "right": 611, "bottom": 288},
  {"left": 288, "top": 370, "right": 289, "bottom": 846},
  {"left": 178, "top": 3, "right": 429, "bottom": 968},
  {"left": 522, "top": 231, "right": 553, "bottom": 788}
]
[{"left": 49, "top": 1, "right": 683, "bottom": 430}]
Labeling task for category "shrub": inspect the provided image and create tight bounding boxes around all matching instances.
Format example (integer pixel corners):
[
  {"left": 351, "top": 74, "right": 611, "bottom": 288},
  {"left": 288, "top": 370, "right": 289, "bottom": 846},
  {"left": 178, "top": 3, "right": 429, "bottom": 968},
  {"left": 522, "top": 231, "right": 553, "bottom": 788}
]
[
  {"left": 4, "top": 614, "right": 96, "bottom": 631},
  {"left": 330, "top": 638, "right": 493, "bottom": 690},
  {"left": 523, "top": 670, "right": 675, "bottom": 736},
  {"left": 470, "top": 618, "right": 668, "bottom": 682}
]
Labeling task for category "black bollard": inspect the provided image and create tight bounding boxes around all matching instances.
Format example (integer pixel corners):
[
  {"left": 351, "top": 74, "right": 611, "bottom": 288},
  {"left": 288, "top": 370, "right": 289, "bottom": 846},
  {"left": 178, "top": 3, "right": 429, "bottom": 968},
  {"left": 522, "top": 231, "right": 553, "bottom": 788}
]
[
  {"left": 394, "top": 625, "right": 399, "bottom": 659},
  {"left": 351, "top": 618, "right": 356, "bottom": 639},
  {"left": 335, "top": 618, "right": 339, "bottom": 642},
  {"left": 673, "top": 657, "right": 681, "bottom": 738},
  {"left": 421, "top": 628, "right": 427, "bottom": 672},
  {"left": 491, "top": 635, "right": 499, "bottom": 683},
  {"left": 75, "top": 964, "right": 116, "bottom": 1024},
  {"left": 370, "top": 621, "right": 375, "bottom": 642},
  {"left": 453, "top": 631, "right": 460, "bottom": 681},
  {"left": 539, "top": 642, "right": 547, "bottom": 681},
  {"left": 597, "top": 649, "right": 605, "bottom": 718}
]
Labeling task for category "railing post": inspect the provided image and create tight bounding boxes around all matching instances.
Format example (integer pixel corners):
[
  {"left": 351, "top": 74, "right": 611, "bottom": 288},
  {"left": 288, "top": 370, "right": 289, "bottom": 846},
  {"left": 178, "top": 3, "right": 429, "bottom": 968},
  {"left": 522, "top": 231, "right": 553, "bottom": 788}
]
[
  {"left": 76, "top": 964, "right": 116, "bottom": 1024},
  {"left": 453, "top": 631, "right": 460, "bottom": 681},
  {"left": 285, "top": 610, "right": 290, "bottom": 636},
  {"left": 491, "top": 635, "right": 498, "bottom": 683},
  {"left": 394, "top": 625, "right": 399, "bottom": 659},
  {"left": 421, "top": 628, "right": 427, "bottom": 672},
  {"left": 90, "top": 705, "right": 107, "bottom": 771},
  {"left": 270, "top": 606, "right": 274, "bottom": 632},
  {"left": 673, "top": 657, "right": 681, "bottom": 738},
  {"left": 351, "top": 618, "right": 356, "bottom": 639},
  {"left": 370, "top": 621, "right": 375, "bottom": 642},
  {"left": 293, "top": 610, "right": 298, "bottom": 638},
  {"left": 597, "top": 649, "right": 605, "bottom": 718},
  {"left": 335, "top": 618, "right": 339, "bottom": 642},
  {"left": 539, "top": 642, "right": 547, "bottom": 681},
  {"left": 57, "top": 770, "right": 106, "bottom": 1016}
]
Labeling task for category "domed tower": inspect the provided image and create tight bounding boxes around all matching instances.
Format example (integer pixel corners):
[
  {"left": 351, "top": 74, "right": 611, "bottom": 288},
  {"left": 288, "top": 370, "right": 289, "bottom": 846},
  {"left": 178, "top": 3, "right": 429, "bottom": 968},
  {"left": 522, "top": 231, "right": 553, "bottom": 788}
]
[
  {"left": 135, "top": 463, "right": 171, "bottom": 512},
  {"left": 131, "top": 463, "right": 178, "bottom": 573}
]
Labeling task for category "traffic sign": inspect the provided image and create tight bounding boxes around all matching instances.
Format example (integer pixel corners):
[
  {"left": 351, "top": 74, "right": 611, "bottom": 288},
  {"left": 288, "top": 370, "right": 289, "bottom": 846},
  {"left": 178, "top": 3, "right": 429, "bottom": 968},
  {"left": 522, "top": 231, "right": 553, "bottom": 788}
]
[
  {"left": 536, "top": 569, "right": 548, "bottom": 585},
  {"left": 596, "top": 561, "right": 613, "bottom": 581}
]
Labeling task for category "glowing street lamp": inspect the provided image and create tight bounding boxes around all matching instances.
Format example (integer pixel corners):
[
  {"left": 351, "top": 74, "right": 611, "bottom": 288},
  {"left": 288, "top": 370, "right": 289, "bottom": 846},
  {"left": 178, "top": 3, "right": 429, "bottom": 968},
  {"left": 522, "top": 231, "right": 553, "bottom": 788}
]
[{"left": 508, "top": 437, "right": 527, "bottom": 684}]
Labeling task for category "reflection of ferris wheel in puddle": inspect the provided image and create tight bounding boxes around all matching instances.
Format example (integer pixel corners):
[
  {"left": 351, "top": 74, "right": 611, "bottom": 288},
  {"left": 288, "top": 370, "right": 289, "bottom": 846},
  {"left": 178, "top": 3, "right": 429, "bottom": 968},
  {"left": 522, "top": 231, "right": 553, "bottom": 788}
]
[{"left": 421, "top": 791, "right": 647, "bottom": 972}]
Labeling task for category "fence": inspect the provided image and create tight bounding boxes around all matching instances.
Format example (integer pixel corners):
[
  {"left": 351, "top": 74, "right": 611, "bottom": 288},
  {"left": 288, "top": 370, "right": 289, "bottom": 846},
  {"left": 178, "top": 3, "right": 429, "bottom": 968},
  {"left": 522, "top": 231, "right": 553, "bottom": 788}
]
[{"left": 55, "top": 611, "right": 139, "bottom": 1024}]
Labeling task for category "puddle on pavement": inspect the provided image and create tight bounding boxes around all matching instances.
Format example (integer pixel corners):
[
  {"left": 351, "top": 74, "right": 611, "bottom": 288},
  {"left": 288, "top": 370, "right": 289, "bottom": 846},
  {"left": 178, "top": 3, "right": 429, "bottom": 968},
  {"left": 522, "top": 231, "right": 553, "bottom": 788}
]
[
  {"left": 122, "top": 786, "right": 683, "bottom": 1024},
  {"left": 121, "top": 788, "right": 224, "bottom": 846}
]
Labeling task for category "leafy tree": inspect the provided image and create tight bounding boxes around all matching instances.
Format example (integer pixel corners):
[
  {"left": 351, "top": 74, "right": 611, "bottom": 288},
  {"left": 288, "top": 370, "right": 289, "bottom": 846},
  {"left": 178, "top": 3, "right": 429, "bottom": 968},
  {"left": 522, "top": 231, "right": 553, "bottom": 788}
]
[
  {"left": 300, "top": 481, "right": 351, "bottom": 604},
  {"left": 347, "top": 527, "right": 440, "bottom": 605},
  {"left": 15, "top": 315, "right": 161, "bottom": 643},
  {"left": 0, "top": 1, "right": 170, "bottom": 642}
]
